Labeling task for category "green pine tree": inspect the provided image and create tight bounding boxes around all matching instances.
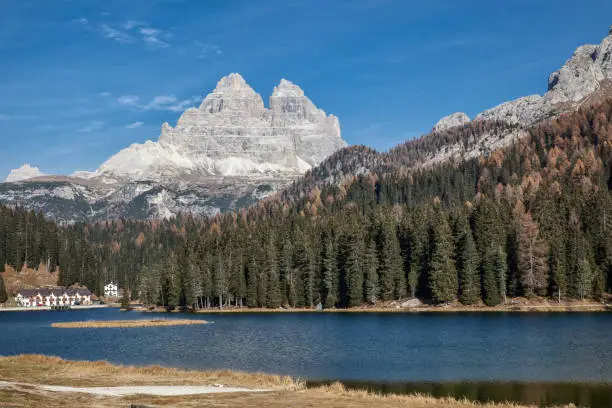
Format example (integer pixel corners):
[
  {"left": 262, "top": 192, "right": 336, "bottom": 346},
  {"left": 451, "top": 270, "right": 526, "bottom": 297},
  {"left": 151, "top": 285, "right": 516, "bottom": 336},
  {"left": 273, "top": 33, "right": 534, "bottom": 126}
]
[
  {"left": 363, "top": 238, "right": 379, "bottom": 303},
  {"left": 266, "top": 238, "right": 282, "bottom": 308},
  {"left": 456, "top": 219, "right": 480, "bottom": 305},
  {"left": 342, "top": 232, "right": 364, "bottom": 307},
  {"left": 0, "top": 274, "right": 7, "bottom": 303},
  {"left": 378, "top": 219, "right": 403, "bottom": 300},
  {"left": 428, "top": 210, "right": 458, "bottom": 304},
  {"left": 322, "top": 238, "right": 339, "bottom": 308}
]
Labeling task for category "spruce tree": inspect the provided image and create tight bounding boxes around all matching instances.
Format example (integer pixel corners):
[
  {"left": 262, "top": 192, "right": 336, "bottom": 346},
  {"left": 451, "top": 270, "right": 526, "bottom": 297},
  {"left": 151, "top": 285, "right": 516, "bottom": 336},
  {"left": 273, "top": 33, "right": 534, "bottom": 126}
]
[
  {"left": 363, "top": 238, "right": 379, "bottom": 303},
  {"left": 456, "top": 218, "right": 480, "bottom": 305},
  {"left": 482, "top": 256, "right": 501, "bottom": 306},
  {"left": 377, "top": 219, "right": 403, "bottom": 300},
  {"left": 246, "top": 249, "right": 259, "bottom": 308},
  {"left": 576, "top": 258, "right": 595, "bottom": 300},
  {"left": 280, "top": 239, "right": 296, "bottom": 306},
  {"left": 342, "top": 231, "right": 363, "bottom": 307},
  {"left": 266, "top": 238, "right": 282, "bottom": 308},
  {"left": 120, "top": 289, "right": 131, "bottom": 309},
  {"left": 0, "top": 274, "right": 7, "bottom": 303},
  {"left": 322, "top": 238, "right": 338, "bottom": 308},
  {"left": 428, "top": 210, "right": 458, "bottom": 304},
  {"left": 495, "top": 246, "right": 508, "bottom": 305}
]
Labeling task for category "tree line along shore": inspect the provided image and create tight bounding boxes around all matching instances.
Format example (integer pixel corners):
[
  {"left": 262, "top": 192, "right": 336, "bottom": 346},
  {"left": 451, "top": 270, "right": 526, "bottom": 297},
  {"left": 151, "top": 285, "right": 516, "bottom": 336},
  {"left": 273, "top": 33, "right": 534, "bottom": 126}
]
[{"left": 0, "top": 99, "right": 611, "bottom": 313}]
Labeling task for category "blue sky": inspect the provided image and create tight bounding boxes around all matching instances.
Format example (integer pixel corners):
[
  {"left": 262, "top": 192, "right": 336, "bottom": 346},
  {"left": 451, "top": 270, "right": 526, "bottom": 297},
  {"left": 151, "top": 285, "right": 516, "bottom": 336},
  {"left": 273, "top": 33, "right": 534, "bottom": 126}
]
[{"left": 2, "top": 0, "right": 612, "bottom": 177}]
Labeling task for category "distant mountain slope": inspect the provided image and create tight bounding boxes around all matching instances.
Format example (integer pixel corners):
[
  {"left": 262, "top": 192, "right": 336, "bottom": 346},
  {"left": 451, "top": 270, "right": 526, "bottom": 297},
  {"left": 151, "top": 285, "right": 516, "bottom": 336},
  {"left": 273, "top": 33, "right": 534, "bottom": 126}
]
[
  {"left": 1, "top": 74, "right": 347, "bottom": 221},
  {"left": 276, "top": 28, "right": 612, "bottom": 201}
]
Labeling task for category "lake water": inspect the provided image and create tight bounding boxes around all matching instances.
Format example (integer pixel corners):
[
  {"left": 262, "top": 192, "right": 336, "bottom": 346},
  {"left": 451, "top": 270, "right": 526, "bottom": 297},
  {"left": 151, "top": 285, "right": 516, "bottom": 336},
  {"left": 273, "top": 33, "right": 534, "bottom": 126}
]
[{"left": 1, "top": 309, "right": 611, "bottom": 406}]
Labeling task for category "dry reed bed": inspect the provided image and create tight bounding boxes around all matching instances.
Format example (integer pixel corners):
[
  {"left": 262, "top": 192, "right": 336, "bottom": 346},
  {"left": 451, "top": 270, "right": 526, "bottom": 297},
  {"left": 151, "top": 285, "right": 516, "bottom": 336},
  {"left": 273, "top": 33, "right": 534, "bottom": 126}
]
[
  {"left": 51, "top": 319, "right": 209, "bottom": 328},
  {"left": 0, "top": 355, "right": 300, "bottom": 389},
  {"left": 0, "top": 355, "right": 576, "bottom": 407}
]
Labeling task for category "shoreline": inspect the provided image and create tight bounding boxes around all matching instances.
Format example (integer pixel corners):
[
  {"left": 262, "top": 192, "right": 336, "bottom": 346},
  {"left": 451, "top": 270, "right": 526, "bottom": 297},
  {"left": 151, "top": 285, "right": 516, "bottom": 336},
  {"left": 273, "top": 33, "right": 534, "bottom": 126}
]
[
  {"left": 0, "top": 304, "right": 111, "bottom": 312},
  {"left": 0, "top": 355, "right": 584, "bottom": 408},
  {"left": 135, "top": 302, "right": 612, "bottom": 314}
]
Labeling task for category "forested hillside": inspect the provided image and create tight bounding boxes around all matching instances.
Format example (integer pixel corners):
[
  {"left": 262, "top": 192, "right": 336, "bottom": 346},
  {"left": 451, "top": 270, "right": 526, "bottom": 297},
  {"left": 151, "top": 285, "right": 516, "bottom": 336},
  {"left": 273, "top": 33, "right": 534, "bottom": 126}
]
[
  {"left": 2, "top": 101, "right": 611, "bottom": 309},
  {"left": 0, "top": 206, "right": 60, "bottom": 273}
]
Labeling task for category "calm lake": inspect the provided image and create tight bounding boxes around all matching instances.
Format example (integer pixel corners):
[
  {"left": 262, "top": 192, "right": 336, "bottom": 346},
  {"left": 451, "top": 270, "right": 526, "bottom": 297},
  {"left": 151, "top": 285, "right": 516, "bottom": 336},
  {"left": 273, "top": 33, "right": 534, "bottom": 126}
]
[{"left": 1, "top": 309, "right": 611, "bottom": 406}]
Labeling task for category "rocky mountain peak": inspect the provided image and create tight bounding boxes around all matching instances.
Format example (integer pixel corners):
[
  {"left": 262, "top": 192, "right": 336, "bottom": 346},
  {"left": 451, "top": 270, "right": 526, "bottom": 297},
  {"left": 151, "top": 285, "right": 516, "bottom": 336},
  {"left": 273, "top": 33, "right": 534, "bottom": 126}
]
[
  {"left": 474, "top": 27, "right": 612, "bottom": 127},
  {"left": 197, "top": 72, "right": 264, "bottom": 117},
  {"left": 213, "top": 73, "right": 251, "bottom": 92},
  {"left": 546, "top": 43, "right": 604, "bottom": 104},
  {"left": 433, "top": 112, "right": 471, "bottom": 132},
  {"left": 98, "top": 73, "right": 346, "bottom": 182},
  {"left": 272, "top": 79, "right": 305, "bottom": 97}
]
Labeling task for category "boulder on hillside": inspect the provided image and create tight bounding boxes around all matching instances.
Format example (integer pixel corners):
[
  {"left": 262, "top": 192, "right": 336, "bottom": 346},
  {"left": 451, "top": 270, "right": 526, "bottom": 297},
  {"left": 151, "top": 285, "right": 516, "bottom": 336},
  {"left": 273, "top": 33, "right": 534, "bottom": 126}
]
[{"left": 400, "top": 298, "right": 422, "bottom": 308}]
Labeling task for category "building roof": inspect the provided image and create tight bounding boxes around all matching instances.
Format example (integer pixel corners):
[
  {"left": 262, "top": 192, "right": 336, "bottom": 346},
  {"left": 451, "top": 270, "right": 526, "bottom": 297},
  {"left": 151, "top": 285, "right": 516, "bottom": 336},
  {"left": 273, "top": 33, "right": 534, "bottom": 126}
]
[
  {"left": 17, "top": 289, "right": 37, "bottom": 297},
  {"left": 17, "top": 286, "right": 92, "bottom": 297}
]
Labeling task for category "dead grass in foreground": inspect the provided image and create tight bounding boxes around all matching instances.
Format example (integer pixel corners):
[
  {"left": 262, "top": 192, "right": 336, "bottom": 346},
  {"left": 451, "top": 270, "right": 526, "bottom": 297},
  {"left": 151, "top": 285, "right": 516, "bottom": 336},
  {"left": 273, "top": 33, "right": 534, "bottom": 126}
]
[
  {"left": 0, "top": 381, "right": 577, "bottom": 408},
  {"left": 0, "top": 355, "right": 577, "bottom": 408},
  {"left": 0, "top": 355, "right": 299, "bottom": 389},
  {"left": 51, "top": 319, "right": 209, "bottom": 328}
]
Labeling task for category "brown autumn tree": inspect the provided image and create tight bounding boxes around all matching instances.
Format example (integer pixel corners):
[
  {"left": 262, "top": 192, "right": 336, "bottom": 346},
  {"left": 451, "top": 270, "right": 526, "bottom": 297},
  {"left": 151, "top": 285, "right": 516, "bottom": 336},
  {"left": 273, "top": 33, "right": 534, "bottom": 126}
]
[{"left": 517, "top": 211, "right": 549, "bottom": 297}]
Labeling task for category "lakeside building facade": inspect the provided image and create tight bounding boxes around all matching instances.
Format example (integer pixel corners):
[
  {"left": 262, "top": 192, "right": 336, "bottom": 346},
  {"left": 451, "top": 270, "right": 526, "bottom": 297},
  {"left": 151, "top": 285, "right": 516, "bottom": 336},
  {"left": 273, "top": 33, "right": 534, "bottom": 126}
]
[
  {"left": 104, "top": 282, "right": 118, "bottom": 298},
  {"left": 15, "top": 287, "right": 93, "bottom": 307}
]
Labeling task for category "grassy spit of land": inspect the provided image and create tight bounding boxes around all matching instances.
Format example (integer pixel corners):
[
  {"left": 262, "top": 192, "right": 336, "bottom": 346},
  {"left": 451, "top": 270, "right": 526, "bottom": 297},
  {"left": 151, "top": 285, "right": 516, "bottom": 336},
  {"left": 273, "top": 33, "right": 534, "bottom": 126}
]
[
  {"left": 51, "top": 319, "right": 209, "bottom": 328},
  {"left": 0, "top": 355, "right": 574, "bottom": 408}
]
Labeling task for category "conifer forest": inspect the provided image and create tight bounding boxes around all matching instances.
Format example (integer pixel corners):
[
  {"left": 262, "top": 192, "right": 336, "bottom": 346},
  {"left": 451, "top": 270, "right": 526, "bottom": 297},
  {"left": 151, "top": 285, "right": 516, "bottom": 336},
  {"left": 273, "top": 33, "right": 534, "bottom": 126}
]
[{"left": 1, "top": 101, "right": 611, "bottom": 309}]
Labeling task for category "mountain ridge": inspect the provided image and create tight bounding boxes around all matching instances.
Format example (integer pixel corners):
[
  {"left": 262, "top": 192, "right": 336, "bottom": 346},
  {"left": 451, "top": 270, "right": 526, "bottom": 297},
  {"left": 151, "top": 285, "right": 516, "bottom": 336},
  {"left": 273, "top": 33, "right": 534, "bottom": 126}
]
[
  {"left": 1, "top": 74, "right": 346, "bottom": 221},
  {"left": 4, "top": 28, "right": 612, "bottom": 221}
]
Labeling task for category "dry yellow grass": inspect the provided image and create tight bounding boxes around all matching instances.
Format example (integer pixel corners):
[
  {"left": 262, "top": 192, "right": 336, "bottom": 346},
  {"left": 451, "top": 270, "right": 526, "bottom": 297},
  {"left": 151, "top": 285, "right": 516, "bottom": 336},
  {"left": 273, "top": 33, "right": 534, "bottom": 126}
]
[
  {"left": 51, "top": 319, "right": 209, "bottom": 328},
  {"left": 0, "top": 355, "right": 576, "bottom": 408},
  {"left": 0, "top": 354, "right": 300, "bottom": 389}
]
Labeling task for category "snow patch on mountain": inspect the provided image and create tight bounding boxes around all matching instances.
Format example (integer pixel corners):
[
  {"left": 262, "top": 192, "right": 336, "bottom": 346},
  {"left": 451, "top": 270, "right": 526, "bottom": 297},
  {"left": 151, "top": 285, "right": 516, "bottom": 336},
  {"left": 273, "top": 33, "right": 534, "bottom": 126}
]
[{"left": 5, "top": 164, "right": 46, "bottom": 182}]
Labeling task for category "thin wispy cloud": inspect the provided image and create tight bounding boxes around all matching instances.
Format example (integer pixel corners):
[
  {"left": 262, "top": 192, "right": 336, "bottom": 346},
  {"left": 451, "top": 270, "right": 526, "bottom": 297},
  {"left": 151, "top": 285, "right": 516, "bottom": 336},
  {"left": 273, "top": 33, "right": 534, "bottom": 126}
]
[
  {"left": 99, "top": 20, "right": 169, "bottom": 48},
  {"left": 77, "top": 121, "right": 105, "bottom": 133},
  {"left": 72, "top": 17, "right": 217, "bottom": 55},
  {"left": 139, "top": 28, "right": 170, "bottom": 48},
  {"left": 117, "top": 94, "right": 198, "bottom": 112},
  {"left": 193, "top": 41, "right": 222, "bottom": 59},
  {"left": 125, "top": 121, "right": 144, "bottom": 129},
  {"left": 123, "top": 20, "right": 145, "bottom": 30},
  {"left": 99, "top": 92, "right": 111, "bottom": 97},
  {"left": 99, "top": 24, "right": 135, "bottom": 44},
  {"left": 117, "top": 95, "right": 140, "bottom": 106}
]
